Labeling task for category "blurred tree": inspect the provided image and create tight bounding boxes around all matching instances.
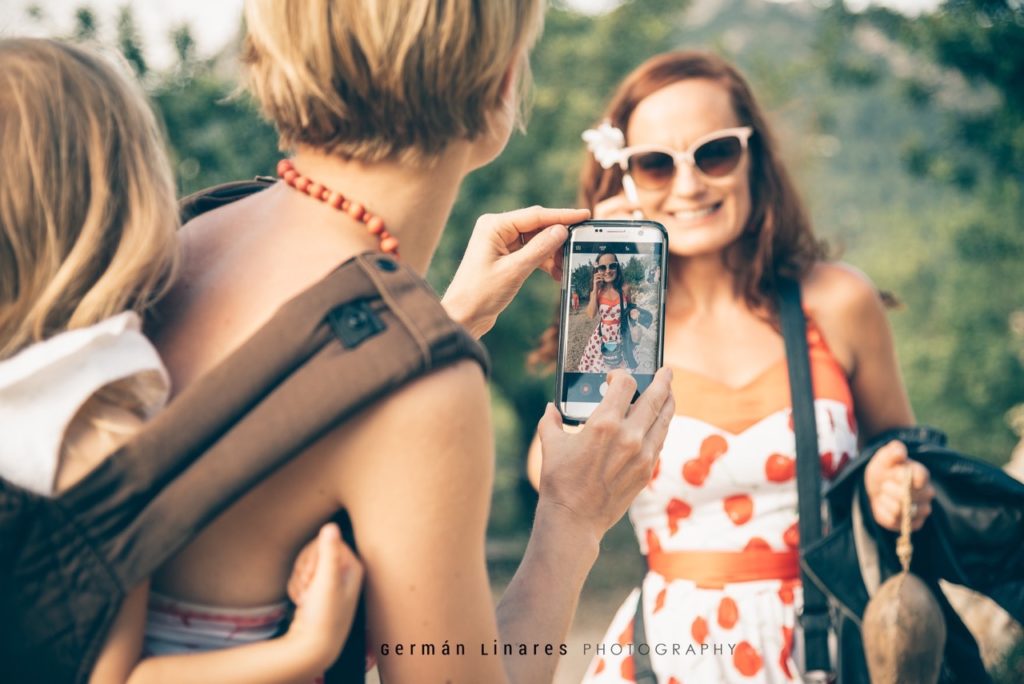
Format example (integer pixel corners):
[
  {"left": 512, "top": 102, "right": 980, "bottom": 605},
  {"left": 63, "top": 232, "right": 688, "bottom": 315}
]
[
  {"left": 823, "top": 0, "right": 1024, "bottom": 461},
  {"left": 73, "top": 7, "right": 98, "bottom": 42},
  {"left": 116, "top": 5, "right": 147, "bottom": 76}
]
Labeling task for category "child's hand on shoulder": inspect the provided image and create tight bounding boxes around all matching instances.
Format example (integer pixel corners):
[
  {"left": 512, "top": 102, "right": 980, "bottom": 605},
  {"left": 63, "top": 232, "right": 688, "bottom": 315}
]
[{"left": 284, "top": 523, "right": 363, "bottom": 672}]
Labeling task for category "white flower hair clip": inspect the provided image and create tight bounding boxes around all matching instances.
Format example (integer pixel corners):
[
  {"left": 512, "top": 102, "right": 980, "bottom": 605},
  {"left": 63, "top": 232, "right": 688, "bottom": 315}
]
[
  {"left": 581, "top": 121, "right": 643, "bottom": 215},
  {"left": 582, "top": 122, "right": 626, "bottom": 169}
]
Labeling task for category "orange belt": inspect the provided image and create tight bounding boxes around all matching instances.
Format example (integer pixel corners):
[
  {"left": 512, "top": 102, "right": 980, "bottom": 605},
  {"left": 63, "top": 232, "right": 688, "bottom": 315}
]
[
  {"left": 647, "top": 550, "right": 800, "bottom": 589},
  {"left": 601, "top": 319, "right": 619, "bottom": 325}
]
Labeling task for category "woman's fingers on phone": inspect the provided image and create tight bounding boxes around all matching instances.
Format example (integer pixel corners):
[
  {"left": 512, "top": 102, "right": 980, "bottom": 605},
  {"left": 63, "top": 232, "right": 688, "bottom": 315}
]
[
  {"left": 626, "top": 367, "right": 674, "bottom": 432},
  {"left": 588, "top": 370, "right": 638, "bottom": 421},
  {"left": 488, "top": 206, "right": 589, "bottom": 248}
]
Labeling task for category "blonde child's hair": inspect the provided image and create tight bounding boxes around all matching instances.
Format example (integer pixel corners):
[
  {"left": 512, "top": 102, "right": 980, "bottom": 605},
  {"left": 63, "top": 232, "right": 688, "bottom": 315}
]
[
  {"left": 0, "top": 38, "right": 179, "bottom": 472},
  {"left": 242, "top": 0, "right": 546, "bottom": 165}
]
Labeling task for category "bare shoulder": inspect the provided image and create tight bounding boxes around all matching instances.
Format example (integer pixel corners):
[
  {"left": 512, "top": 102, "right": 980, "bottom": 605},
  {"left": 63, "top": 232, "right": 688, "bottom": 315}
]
[
  {"left": 801, "top": 261, "right": 890, "bottom": 374},
  {"left": 329, "top": 357, "right": 492, "bottom": 511}
]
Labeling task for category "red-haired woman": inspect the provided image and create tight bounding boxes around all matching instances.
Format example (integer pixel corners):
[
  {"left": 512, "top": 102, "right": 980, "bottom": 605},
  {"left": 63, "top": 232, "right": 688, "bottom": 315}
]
[{"left": 529, "top": 51, "right": 934, "bottom": 683}]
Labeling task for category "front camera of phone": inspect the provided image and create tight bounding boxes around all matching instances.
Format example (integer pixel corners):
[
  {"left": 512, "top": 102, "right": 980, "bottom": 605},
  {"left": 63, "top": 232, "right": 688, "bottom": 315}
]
[{"left": 639, "top": 229, "right": 646, "bottom": 236}]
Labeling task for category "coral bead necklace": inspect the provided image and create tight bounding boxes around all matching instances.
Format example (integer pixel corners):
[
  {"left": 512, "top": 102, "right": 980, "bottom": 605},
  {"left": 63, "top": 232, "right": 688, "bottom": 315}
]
[{"left": 276, "top": 159, "right": 399, "bottom": 257}]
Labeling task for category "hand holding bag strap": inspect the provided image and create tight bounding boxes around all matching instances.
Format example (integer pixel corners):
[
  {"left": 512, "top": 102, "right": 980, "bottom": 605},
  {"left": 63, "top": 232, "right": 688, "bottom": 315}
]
[{"left": 777, "top": 278, "right": 834, "bottom": 681}]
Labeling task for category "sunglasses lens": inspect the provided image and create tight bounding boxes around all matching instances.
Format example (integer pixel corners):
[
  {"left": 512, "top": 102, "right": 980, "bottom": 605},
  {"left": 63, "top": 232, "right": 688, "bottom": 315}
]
[
  {"left": 694, "top": 135, "right": 743, "bottom": 177},
  {"left": 628, "top": 151, "right": 675, "bottom": 188}
]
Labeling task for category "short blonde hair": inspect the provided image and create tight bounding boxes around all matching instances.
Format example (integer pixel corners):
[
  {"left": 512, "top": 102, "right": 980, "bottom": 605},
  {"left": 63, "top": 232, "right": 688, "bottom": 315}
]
[
  {"left": 0, "top": 39, "right": 179, "bottom": 447},
  {"left": 242, "top": 0, "right": 545, "bottom": 164}
]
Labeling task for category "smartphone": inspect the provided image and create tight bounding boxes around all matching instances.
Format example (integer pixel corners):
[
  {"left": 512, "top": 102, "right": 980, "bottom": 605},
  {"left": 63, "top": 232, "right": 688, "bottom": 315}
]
[{"left": 555, "top": 219, "right": 668, "bottom": 424}]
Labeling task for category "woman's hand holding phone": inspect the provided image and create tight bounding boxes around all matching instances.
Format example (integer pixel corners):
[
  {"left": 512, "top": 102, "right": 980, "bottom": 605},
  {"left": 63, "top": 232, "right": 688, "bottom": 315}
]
[
  {"left": 536, "top": 367, "right": 674, "bottom": 541},
  {"left": 442, "top": 206, "right": 589, "bottom": 339}
]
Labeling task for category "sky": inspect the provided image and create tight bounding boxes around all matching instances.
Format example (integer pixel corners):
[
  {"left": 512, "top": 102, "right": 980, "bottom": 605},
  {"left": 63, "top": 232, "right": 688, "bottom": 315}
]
[{"left": 1, "top": 0, "right": 943, "bottom": 70}]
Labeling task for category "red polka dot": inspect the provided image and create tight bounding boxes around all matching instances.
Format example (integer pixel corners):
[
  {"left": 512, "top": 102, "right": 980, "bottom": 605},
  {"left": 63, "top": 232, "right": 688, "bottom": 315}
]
[
  {"left": 733, "top": 641, "right": 763, "bottom": 677},
  {"left": 691, "top": 616, "right": 708, "bottom": 644},
  {"left": 682, "top": 458, "right": 710, "bottom": 486},
  {"left": 646, "top": 529, "right": 662, "bottom": 556},
  {"left": 820, "top": 451, "right": 835, "bottom": 479},
  {"left": 666, "top": 498, "right": 692, "bottom": 535},
  {"left": 668, "top": 678, "right": 683, "bottom": 684},
  {"left": 620, "top": 655, "right": 636, "bottom": 681},
  {"left": 780, "top": 626, "right": 795, "bottom": 679},
  {"left": 778, "top": 580, "right": 798, "bottom": 605},
  {"left": 744, "top": 537, "right": 771, "bottom": 552},
  {"left": 783, "top": 523, "right": 800, "bottom": 549},
  {"left": 654, "top": 588, "right": 667, "bottom": 614},
  {"left": 618, "top": 619, "right": 633, "bottom": 646},
  {"left": 723, "top": 494, "right": 754, "bottom": 525},
  {"left": 649, "top": 457, "right": 661, "bottom": 487},
  {"left": 836, "top": 451, "right": 851, "bottom": 474},
  {"left": 699, "top": 434, "right": 728, "bottom": 462},
  {"left": 765, "top": 453, "right": 796, "bottom": 482},
  {"left": 594, "top": 658, "right": 605, "bottom": 674},
  {"left": 717, "top": 596, "right": 739, "bottom": 629}
]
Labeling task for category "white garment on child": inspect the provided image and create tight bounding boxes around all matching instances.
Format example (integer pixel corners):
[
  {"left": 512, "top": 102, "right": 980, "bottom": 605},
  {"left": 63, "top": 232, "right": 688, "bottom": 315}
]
[{"left": 0, "top": 311, "right": 169, "bottom": 496}]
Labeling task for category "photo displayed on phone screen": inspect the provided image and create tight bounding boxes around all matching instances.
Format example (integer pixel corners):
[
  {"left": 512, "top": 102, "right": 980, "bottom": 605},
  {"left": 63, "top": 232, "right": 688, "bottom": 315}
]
[{"left": 559, "top": 224, "right": 665, "bottom": 421}]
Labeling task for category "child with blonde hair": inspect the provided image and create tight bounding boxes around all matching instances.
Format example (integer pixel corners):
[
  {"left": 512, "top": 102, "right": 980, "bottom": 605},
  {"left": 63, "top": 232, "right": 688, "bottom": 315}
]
[{"left": 0, "top": 37, "right": 360, "bottom": 683}]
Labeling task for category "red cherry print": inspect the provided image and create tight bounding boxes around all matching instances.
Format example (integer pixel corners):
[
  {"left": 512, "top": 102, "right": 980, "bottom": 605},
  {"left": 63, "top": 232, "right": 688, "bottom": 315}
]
[
  {"left": 691, "top": 616, "right": 709, "bottom": 644},
  {"left": 778, "top": 580, "right": 797, "bottom": 605},
  {"left": 780, "top": 626, "right": 795, "bottom": 679},
  {"left": 646, "top": 528, "right": 662, "bottom": 556},
  {"left": 668, "top": 678, "right": 683, "bottom": 684},
  {"left": 724, "top": 494, "right": 754, "bottom": 525},
  {"left": 683, "top": 458, "right": 710, "bottom": 486},
  {"left": 666, "top": 498, "right": 692, "bottom": 535},
  {"left": 618, "top": 619, "right": 633, "bottom": 646},
  {"left": 620, "top": 656, "right": 636, "bottom": 681},
  {"left": 649, "top": 457, "right": 661, "bottom": 487},
  {"left": 699, "top": 434, "right": 728, "bottom": 463},
  {"left": 717, "top": 596, "right": 739, "bottom": 629},
  {"left": 783, "top": 522, "right": 800, "bottom": 549},
  {"left": 836, "top": 451, "right": 851, "bottom": 474},
  {"left": 594, "top": 658, "right": 605, "bottom": 675},
  {"left": 733, "top": 641, "right": 763, "bottom": 677},
  {"left": 765, "top": 453, "right": 796, "bottom": 482},
  {"left": 820, "top": 451, "right": 835, "bottom": 479},
  {"left": 654, "top": 587, "right": 667, "bottom": 614},
  {"left": 744, "top": 537, "right": 771, "bottom": 552}
]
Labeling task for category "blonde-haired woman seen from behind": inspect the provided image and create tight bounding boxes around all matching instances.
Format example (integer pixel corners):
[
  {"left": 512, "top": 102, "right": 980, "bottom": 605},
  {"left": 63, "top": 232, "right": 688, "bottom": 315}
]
[
  {"left": 0, "top": 38, "right": 362, "bottom": 684},
  {"left": 147, "top": 1, "right": 674, "bottom": 682}
]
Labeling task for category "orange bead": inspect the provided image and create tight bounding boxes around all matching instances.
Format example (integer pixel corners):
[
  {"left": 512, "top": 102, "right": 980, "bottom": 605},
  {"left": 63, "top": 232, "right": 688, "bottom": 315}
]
[
  {"left": 282, "top": 169, "right": 298, "bottom": 184},
  {"left": 276, "top": 159, "right": 292, "bottom": 176},
  {"left": 307, "top": 182, "right": 324, "bottom": 198},
  {"left": 365, "top": 215, "right": 385, "bottom": 235},
  {"left": 378, "top": 230, "right": 391, "bottom": 241},
  {"left": 341, "top": 200, "right": 351, "bottom": 211},
  {"left": 327, "top": 192, "right": 345, "bottom": 209},
  {"left": 294, "top": 177, "right": 310, "bottom": 192},
  {"left": 347, "top": 202, "right": 365, "bottom": 221},
  {"left": 379, "top": 236, "right": 399, "bottom": 253}
]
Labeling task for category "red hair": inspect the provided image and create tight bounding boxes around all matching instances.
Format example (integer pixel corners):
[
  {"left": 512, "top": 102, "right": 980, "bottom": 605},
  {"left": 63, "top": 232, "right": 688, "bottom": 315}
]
[{"left": 580, "top": 50, "right": 827, "bottom": 312}]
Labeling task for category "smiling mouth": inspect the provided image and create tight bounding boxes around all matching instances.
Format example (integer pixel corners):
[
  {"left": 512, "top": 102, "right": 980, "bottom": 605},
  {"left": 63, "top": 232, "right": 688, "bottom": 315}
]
[{"left": 673, "top": 202, "right": 722, "bottom": 220}]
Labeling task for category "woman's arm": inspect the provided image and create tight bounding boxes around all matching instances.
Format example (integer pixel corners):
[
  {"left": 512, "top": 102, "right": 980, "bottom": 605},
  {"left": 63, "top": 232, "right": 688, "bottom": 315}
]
[
  {"left": 328, "top": 362, "right": 672, "bottom": 684},
  {"left": 805, "top": 263, "right": 934, "bottom": 532},
  {"left": 89, "top": 526, "right": 362, "bottom": 684}
]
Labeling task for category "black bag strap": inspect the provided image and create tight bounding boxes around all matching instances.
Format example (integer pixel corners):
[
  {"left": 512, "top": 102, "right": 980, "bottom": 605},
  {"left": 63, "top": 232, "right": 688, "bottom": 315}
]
[
  {"left": 631, "top": 588, "right": 657, "bottom": 684},
  {"left": 777, "top": 278, "right": 834, "bottom": 681}
]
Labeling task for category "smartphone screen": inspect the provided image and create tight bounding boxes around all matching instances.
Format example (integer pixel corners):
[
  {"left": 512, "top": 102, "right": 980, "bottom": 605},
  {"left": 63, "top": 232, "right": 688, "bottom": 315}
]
[{"left": 556, "top": 220, "right": 667, "bottom": 423}]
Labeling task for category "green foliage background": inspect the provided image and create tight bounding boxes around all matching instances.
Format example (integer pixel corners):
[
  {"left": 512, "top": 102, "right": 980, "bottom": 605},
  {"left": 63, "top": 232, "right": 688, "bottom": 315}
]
[{"left": 18, "top": 0, "right": 1022, "bottom": 560}]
